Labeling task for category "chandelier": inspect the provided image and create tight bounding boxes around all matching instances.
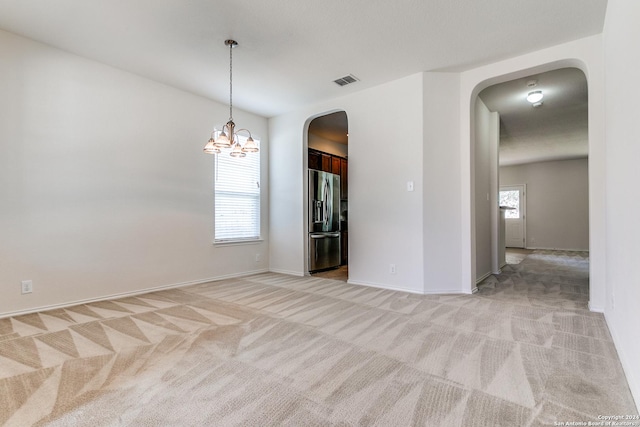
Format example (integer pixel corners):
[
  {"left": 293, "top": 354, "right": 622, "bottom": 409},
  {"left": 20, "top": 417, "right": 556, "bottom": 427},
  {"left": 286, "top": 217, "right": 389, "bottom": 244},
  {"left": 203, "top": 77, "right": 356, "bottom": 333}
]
[{"left": 203, "top": 39, "right": 259, "bottom": 157}]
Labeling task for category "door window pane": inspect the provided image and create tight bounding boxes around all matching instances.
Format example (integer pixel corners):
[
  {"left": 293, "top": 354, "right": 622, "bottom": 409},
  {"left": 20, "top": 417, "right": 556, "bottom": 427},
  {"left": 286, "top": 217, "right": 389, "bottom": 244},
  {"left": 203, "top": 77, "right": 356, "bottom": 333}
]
[{"left": 500, "top": 190, "right": 520, "bottom": 219}]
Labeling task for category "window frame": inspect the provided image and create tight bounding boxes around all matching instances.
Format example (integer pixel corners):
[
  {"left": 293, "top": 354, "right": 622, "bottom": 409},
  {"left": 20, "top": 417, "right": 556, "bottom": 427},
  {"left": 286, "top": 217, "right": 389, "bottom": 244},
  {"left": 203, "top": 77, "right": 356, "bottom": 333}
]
[{"left": 213, "top": 137, "right": 261, "bottom": 244}]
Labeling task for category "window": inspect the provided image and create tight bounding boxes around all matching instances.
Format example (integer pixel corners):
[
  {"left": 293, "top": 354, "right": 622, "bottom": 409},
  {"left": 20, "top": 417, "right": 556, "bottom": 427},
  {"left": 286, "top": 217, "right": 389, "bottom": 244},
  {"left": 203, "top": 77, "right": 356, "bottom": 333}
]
[{"left": 214, "top": 138, "right": 260, "bottom": 242}]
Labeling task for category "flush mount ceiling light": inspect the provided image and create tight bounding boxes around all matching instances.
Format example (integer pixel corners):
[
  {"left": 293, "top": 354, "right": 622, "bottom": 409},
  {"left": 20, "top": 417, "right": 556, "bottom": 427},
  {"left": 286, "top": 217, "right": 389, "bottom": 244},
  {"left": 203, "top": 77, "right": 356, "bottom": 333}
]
[
  {"left": 203, "top": 39, "right": 259, "bottom": 157},
  {"left": 526, "top": 90, "right": 544, "bottom": 104}
]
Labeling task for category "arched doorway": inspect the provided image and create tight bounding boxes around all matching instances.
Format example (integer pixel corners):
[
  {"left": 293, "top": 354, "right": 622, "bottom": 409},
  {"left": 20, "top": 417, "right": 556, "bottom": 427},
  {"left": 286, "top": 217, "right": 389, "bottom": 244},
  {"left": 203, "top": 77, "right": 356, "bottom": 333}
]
[
  {"left": 304, "top": 111, "right": 349, "bottom": 280},
  {"left": 465, "top": 55, "right": 605, "bottom": 311},
  {"left": 473, "top": 67, "right": 589, "bottom": 289}
]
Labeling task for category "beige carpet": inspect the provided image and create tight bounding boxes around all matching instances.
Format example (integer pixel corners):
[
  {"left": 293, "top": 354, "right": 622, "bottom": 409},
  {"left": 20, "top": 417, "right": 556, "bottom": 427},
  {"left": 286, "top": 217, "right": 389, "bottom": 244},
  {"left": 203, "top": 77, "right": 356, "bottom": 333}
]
[
  {"left": 505, "top": 248, "right": 534, "bottom": 265},
  {"left": 0, "top": 251, "right": 637, "bottom": 426}
]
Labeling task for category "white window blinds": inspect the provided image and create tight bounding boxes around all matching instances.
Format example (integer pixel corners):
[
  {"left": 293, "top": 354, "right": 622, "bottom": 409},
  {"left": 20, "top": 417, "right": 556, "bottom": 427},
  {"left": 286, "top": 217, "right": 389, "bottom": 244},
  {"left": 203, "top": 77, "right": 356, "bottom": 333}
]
[{"left": 214, "top": 140, "right": 260, "bottom": 242}]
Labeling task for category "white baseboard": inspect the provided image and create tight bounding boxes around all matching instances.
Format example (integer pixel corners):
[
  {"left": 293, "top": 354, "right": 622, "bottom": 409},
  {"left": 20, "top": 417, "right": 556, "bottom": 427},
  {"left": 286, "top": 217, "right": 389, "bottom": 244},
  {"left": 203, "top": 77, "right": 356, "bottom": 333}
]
[
  {"left": 347, "top": 279, "right": 425, "bottom": 295},
  {"left": 268, "top": 268, "right": 304, "bottom": 277},
  {"left": 476, "top": 271, "right": 492, "bottom": 285},
  {"left": 347, "top": 279, "right": 472, "bottom": 296},
  {"left": 605, "top": 312, "right": 640, "bottom": 413},
  {"left": 588, "top": 302, "right": 605, "bottom": 313},
  {"left": 0, "top": 269, "right": 269, "bottom": 319},
  {"left": 424, "top": 288, "right": 474, "bottom": 295},
  {"left": 525, "top": 246, "right": 589, "bottom": 252}
]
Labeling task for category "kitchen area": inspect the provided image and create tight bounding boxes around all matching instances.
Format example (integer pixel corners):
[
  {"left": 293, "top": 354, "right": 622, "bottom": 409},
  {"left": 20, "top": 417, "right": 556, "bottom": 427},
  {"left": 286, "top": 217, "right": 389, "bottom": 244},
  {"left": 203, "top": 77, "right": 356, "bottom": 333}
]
[{"left": 307, "top": 111, "right": 348, "bottom": 281}]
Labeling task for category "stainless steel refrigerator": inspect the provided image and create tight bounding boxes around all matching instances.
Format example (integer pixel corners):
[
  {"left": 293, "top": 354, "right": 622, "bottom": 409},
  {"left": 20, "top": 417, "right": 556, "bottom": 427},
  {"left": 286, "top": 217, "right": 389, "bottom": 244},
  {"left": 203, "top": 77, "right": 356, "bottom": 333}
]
[{"left": 308, "top": 169, "right": 341, "bottom": 272}]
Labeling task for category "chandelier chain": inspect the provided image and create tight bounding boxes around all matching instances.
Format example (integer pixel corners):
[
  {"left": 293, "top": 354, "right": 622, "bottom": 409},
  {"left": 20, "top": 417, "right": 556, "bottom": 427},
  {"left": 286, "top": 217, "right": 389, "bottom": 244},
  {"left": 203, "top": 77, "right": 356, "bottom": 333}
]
[{"left": 229, "top": 41, "right": 233, "bottom": 122}]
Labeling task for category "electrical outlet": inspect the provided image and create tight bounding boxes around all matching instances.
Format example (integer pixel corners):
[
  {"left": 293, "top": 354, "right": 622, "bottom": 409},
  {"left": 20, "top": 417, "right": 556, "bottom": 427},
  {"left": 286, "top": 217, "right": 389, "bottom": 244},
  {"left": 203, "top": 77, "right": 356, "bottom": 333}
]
[
  {"left": 255, "top": 253, "right": 261, "bottom": 263},
  {"left": 390, "top": 264, "right": 396, "bottom": 274},
  {"left": 21, "top": 280, "right": 33, "bottom": 294}
]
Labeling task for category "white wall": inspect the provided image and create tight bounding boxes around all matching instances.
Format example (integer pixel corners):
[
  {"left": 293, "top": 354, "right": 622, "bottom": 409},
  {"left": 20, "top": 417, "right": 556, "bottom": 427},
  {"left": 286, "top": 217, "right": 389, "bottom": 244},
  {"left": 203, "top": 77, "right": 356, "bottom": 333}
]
[
  {"left": 270, "top": 74, "right": 425, "bottom": 292},
  {"left": 500, "top": 159, "right": 589, "bottom": 251},
  {"left": 459, "top": 35, "right": 606, "bottom": 311},
  {"left": 473, "top": 97, "right": 500, "bottom": 281},
  {"left": 0, "top": 30, "right": 269, "bottom": 316},
  {"left": 603, "top": 0, "right": 640, "bottom": 408},
  {"left": 422, "top": 72, "right": 466, "bottom": 293}
]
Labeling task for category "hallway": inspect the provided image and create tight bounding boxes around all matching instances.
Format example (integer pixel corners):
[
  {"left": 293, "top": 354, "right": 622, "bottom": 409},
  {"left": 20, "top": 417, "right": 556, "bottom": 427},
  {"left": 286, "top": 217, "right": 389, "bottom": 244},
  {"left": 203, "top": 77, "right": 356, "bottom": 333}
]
[{"left": 479, "top": 249, "right": 589, "bottom": 310}]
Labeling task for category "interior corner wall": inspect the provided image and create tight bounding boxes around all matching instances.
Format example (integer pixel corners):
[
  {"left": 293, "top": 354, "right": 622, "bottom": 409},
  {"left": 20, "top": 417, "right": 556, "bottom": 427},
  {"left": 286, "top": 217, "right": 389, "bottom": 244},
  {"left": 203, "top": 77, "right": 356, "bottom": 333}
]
[
  {"left": 459, "top": 34, "right": 606, "bottom": 305},
  {"left": 269, "top": 74, "right": 425, "bottom": 292},
  {"left": 500, "top": 159, "right": 589, "bottom": 251},
  {"left": 473, "top": 97, "right": 493, "bottom": 281},
  {"left": 603, "top": 0, "right": 640, "bottom": 409},
  {"left": 0, "top": 29, "right": 269, "bottom": 316}
]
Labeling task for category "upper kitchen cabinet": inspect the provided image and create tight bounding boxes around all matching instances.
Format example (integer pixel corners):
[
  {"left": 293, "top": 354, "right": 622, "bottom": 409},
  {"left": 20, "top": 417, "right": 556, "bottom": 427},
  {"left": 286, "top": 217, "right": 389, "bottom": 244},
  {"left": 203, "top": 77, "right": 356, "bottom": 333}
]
[
  {"left": 308, "top": 149, "right": 331, "bottom": 173},
  {"left": 331, "top": 156, "right": 341, "bottom": 175},
  {"left": 340, "top": 158, "right": 348, "bottom": 200}
]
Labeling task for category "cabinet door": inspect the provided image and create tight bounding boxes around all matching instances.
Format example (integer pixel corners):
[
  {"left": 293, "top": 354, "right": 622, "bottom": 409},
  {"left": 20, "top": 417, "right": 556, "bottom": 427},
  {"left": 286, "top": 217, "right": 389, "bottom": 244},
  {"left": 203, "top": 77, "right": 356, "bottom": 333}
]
[
  {"left": 331, "top": 156, "right": 341, "bottom": 174},
  {"left": 308, "top": 150, "right": 321, "bottom": 170},
  {"left": 321, "top": 153, "right": 331, "bottom": 172},
  {"left": 340, "top": 158, "right": 348, "bottom": 199}
]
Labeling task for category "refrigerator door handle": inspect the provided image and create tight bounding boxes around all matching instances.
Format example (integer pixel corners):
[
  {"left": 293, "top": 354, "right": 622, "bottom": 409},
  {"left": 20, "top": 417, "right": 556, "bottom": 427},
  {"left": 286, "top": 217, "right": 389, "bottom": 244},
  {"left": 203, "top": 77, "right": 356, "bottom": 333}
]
[
  {"left": 310, "top": 232, "right": 339, "bottom": 239},
  {"left": 323, "top": 178, "right": 331, "bottom": 228}
]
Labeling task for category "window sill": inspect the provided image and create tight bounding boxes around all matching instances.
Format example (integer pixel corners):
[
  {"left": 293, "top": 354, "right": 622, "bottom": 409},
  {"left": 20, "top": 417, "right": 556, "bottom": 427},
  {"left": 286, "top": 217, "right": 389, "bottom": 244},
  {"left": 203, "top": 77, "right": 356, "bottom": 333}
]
[{"left": 214, "top": 239, "right": 264, "bottom": 247}]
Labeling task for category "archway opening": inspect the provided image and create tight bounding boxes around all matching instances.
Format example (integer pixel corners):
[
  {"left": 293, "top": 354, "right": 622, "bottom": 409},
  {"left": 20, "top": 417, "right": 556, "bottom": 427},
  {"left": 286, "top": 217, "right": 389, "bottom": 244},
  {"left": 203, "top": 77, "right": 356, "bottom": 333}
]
[
  {"left": 304, "top": 111, "right": 349, "bottom": 281},
  {"left": 470, "top": 64, "right": 592, "bottom": 307}
]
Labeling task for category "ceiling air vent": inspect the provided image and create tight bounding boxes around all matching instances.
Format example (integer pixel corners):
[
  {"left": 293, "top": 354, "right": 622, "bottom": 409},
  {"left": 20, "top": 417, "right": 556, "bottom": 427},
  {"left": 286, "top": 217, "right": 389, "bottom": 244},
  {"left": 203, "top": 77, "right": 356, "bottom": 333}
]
[{"left": 333, "top": 74, "right": 359, "bottom": 87}]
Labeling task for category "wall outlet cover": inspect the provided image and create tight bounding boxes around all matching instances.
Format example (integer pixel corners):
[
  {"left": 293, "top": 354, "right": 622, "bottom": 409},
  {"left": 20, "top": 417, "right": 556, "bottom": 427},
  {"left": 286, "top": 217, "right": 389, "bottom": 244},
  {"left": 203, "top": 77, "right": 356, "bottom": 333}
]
[{"left": 21, "top": 280, "right": 33, "bottom": 294}]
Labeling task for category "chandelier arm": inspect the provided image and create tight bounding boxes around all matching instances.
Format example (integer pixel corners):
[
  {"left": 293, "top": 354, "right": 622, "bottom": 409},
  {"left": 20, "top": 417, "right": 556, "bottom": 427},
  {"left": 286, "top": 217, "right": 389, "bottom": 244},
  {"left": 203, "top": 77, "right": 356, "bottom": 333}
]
[{"left": 234, "top": 128, "right": 253, "bottom": 138}]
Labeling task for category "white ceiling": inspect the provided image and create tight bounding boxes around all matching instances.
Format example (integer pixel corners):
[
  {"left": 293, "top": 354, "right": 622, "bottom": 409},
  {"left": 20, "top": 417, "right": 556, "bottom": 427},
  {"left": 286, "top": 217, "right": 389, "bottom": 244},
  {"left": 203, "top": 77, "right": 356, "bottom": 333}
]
[
  {"left": 479, "top": 68, "right": 589, "bottom": 166},
  {"left": 0, "top": 0, "right": 607, "bottom": 119}
]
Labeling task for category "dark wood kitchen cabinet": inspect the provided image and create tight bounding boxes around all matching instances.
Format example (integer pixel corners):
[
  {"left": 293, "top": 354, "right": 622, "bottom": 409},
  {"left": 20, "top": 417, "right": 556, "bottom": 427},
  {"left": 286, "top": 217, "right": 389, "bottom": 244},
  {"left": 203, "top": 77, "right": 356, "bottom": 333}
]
[
  {"left": 321, "top": 153, "right": 331, "bottom": 172},
  {"left": 309, "top": 149, "right": 333, "bottom": 173},
  {"left": 340, "top": 158, "right": 348, "bottom": 200},
  {"left": 308, "top": 150, "right": 321, "bottom": 171},
  {"left": 331, "top": 156, "right": 341, "bottom": 174}
]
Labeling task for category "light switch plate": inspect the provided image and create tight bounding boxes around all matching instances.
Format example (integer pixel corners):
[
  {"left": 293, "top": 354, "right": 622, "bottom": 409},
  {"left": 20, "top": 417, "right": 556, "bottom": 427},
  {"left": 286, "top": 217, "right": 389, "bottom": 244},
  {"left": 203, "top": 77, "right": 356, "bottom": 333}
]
[{"left": 407, "top": 181, "right": 414, "bottom": 192}]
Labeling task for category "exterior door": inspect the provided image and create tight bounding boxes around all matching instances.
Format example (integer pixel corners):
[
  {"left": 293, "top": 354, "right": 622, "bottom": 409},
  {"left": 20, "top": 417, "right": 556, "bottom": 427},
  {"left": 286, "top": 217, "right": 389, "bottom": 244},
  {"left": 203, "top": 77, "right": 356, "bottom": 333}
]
[{"left": 500, "top": 185, "right": 526, "bottom": 248}]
